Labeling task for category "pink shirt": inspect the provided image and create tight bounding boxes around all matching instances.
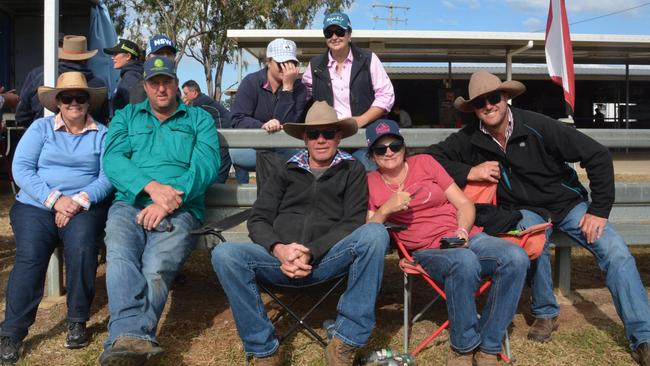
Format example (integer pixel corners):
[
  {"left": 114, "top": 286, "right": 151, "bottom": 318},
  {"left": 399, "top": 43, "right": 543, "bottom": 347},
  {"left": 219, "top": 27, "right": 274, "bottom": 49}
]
[
  {"left": 302, "top": 49, "right": 395, "bottom": 119},
  {"left": 368, "top": 154, "right": 481, "bottom": 251}
]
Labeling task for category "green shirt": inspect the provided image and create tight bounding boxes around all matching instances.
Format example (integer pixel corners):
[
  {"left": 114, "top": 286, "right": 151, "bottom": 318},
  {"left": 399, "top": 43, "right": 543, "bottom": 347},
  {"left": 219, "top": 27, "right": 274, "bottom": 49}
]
[{"left": 103, "top": 99, "right": 220, "bottom": 221}]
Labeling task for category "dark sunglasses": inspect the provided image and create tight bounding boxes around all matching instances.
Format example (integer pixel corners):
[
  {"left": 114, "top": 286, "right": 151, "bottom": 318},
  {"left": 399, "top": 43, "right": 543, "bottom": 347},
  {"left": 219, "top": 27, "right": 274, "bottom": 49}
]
[
  {"left": 323, "top": 27, "right": 347, "bottom": 39},
  {"left": 58, "top": 93, "right": 89, "bottom": 105},
  {"left": 470, "top": 91, "right": 503, "bottom": 110},
  {"left": 372, "top": 140, "right": 405, "bottom": 156},
  {"left": 305, "top": 128, "right": 338, "bottom": 140}
]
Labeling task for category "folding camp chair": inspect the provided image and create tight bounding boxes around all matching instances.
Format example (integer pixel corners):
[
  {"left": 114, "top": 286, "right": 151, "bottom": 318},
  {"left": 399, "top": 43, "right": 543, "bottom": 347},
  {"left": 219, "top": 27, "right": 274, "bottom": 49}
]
[
  {"left": 194, "top": 150, "right": 347, "bottom": 362},
  {"left": 395, "top": 182, "right": 552, "bottom": 361}
]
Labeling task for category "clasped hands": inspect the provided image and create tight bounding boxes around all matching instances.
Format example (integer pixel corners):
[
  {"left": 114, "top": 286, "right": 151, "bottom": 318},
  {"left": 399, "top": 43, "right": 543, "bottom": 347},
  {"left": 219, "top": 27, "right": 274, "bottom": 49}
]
[{"left": 273, "top": 243, "right": 312, "bottom": 279}]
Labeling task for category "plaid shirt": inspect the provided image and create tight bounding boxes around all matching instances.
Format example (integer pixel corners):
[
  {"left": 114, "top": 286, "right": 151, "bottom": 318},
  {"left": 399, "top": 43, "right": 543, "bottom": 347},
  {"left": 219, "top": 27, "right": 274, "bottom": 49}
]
[
  {"left": 479, "top": 107, "right": 514, "bottom": 152},
  {"left": 53, "top": 113, "right": 98, "bottom": 134},
  {"left": 287, "top": 149, "right": 354, "bottom": 172}
]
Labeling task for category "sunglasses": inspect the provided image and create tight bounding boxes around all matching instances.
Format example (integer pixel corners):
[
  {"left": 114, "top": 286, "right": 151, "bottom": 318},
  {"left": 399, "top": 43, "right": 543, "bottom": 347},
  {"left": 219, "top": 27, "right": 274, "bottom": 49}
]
[
  {"left": 58, "top": 94, "right": 89, "bottom": 105},
  {"left": 323, "top": 27, "right": 347, "bottom": 39},
  {"left": 470, "top": 91, "right": 503, "bottom": 110},
  {"left": 372, "top": 140, "right": 405, "bottom": 156},
  {"left": 305, "top": 128, "right": 338, "bottom": 140}
]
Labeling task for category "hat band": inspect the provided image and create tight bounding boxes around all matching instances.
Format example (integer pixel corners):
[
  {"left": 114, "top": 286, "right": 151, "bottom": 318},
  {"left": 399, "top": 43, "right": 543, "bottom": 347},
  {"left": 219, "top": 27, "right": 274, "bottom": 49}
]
[{"left": 63, "top": 50, "right": 92, "bottom": 54}]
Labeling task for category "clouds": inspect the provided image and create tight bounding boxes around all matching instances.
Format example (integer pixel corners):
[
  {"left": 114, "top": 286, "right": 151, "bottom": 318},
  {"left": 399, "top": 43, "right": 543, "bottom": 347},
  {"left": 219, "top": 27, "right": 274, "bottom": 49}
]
[
  {"left": 442, "top": 0, "right": 480, "bottom": 10},
  {"left": 504, "top": 0, "right": 647, "bottom": 14},
  {"left": 522, "top": 17, "right": 544, "bottom": 31}
]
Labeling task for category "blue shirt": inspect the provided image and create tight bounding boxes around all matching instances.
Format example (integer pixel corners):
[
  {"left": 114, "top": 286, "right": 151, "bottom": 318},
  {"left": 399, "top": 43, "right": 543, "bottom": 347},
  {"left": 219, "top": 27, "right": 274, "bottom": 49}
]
[{"left": 13, "top": 115, "right": 113, "bottom": 210}]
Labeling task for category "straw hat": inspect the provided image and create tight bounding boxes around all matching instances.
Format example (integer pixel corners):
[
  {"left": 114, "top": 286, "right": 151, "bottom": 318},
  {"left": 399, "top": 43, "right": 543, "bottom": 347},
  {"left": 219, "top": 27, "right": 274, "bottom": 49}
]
[
  {"left": 59, "top": 35, "right": 98, "bottom": 61},
  {"left": 37, "top": 72, "right": 107, "bottom": 113},
  {"left": 454, "top": 70, "right": 526, "bottom": 112},
  {"left": 283, "top": 101, "right": 358, "bottom": 139}
]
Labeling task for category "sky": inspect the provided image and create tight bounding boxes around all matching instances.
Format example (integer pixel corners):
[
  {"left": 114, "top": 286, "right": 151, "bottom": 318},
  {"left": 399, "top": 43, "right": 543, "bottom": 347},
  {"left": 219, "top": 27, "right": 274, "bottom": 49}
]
[{"left": 175, "top": 0, "right": 650, "bottom": 101}]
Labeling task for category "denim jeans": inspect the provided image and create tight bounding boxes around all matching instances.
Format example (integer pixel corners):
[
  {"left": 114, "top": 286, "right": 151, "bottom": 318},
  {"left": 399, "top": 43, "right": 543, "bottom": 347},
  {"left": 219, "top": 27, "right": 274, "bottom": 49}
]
[
  {"left": 103, "top": 201, "right": 198, "bottom": 349},
  {"left": 413, "top": 232, "right": 529, "bottom": 354},
  {"left": 229, "top": 148, "right": 301, "bottom": 184},
  {"left": 1, "top": 200, "right": 109, "bottom": 342},
  {"left": 351, "top": 148, "right": 377, "bottom": 172},
  {"left": 215, "top": 147, "right": 233, "bottom": 184},
  {"left": 211, "top": 223, "right": 389, "bottom": 357},
  {"left": 520, "top": 201, "right": 650, "bottom": 349}
]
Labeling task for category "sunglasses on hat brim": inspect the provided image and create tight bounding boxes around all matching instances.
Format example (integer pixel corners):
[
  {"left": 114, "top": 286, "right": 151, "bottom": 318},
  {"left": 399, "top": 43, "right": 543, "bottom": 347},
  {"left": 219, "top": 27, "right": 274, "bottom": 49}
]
[{"left": 470, "top": 90, "right": 503, "bottom": 110}]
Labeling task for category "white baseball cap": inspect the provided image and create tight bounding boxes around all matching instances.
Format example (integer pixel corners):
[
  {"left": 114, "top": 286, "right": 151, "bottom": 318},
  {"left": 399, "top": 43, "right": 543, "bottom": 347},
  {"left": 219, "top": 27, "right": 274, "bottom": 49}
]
[{"left": 266, "top": 38, "right": 298, "bottom": 63}]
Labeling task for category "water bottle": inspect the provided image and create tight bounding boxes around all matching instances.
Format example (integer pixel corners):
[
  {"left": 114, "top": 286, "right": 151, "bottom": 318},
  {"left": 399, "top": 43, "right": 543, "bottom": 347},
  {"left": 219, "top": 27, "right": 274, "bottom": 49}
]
[
  {"left": 386, "top": 353, "right": 416, "bottom": 366},
  {"left": 354, "top": 348, "right": 395, "bottom": 365}
]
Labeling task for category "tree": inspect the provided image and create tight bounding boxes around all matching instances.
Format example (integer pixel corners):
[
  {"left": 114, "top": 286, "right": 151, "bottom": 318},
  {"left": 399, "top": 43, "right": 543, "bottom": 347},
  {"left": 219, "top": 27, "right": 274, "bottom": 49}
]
[{"left": 107, "top": 0, "right": 353, "bottom": 100}]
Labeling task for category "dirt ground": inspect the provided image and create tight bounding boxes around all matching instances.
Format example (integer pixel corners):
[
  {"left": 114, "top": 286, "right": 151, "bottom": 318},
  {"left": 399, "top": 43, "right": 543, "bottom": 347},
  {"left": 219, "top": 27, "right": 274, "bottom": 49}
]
[{"left": 0, "top": 180, "right": 648, "bottom": 365}]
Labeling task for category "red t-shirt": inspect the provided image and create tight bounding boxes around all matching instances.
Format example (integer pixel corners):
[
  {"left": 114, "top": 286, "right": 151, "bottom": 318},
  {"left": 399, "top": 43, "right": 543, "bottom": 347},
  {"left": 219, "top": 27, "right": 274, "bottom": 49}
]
[{"left": 368, "top": 154, "right": 481, "bottom": 251}]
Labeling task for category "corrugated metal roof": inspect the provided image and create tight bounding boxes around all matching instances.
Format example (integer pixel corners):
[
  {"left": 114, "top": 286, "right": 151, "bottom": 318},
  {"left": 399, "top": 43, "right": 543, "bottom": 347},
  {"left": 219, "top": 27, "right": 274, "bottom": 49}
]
[{"left": 227, "top": 29, "right": 650, "bottom": 65}]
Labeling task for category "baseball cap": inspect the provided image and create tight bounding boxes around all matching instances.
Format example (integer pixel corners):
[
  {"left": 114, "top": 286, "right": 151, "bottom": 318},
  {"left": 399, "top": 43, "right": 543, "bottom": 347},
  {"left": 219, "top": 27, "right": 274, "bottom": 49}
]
[
  {"left": 365, "top": 119, "right": 403, "bottom": 148},
  {"left": 143, "top": 56, "right": 176, "bottom": 80},
  {"left": 146, "top": 35, "right": 177, "bottom": 56},
  {"left": 104, "top": 39, "right": 141, "bottom": 58},
  {"left": 323, "top": 12, "right": 352, "bottom": 30},
  {"left": 266, "top": 38, "right": 298, "bottom": 63}
]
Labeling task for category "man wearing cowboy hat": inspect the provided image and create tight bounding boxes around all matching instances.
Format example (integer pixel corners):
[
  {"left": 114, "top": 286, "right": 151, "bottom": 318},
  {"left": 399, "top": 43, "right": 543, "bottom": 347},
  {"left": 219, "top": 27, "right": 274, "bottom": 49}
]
[
  {"left": 211, "top": 101, "right": 390, "bottom": 366},
  {"left": 427, "top": 69, "right": 650, "bottom": 365},
  {"left": 99, "top": 56, "right": 220, "bottom": 365},
  {"left": 15, "top": 35, "right": 108, "bottom": 127}
]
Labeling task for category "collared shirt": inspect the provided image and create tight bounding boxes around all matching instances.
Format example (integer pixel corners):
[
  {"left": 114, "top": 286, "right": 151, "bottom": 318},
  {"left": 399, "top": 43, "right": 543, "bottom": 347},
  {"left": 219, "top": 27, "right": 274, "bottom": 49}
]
[
  {"left": 287, "top": 149, "right": 354, "bottom": 172},
  {"left": 479, "top": 107, "right": 514, "bottom": 152},
  {"left": 302, "top": 49, "right": 395, "bottom": 119},
  {"left": 103, "top": 98, "right": 220, "bottom": 221},
  {"left": 53, "top": 113, "right": 98, "bottom": 134}
]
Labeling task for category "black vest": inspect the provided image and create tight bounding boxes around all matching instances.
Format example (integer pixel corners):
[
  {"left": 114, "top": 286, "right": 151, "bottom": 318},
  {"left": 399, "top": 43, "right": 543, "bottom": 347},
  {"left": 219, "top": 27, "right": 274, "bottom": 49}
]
[{"left": 309, "top": 44, "right": 375, "bottom": 116}]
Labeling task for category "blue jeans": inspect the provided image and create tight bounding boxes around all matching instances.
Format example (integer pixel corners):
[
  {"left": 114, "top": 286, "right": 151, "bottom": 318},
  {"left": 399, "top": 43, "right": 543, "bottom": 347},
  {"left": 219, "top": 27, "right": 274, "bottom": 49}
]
[
  {"left": 211, "top": 223, "right": 389, "bottom": 357},
  {"left": 103, "top": 201, "right": 198, "bottom": 349},
  {"left": 229, "top": 148, "right": 301, "bottom": 184},
  {"left": 520, "top": 201, "right": 650, "bottom": 349},
  {"left": 215, "top": 147, "right": 233, "bottom": 184},
  {"left": 1, "top": 200, "right": 108, "bottom": 342},
  {"left": 413, "top": 233, "right": 529, "bottom": 354}
]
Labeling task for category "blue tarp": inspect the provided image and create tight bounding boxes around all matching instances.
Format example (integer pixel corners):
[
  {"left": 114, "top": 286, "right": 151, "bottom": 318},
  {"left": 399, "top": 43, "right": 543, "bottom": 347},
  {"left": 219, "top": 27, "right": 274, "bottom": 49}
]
[{"left": 86, "top": 1, "right": 119, "bottom": 98}]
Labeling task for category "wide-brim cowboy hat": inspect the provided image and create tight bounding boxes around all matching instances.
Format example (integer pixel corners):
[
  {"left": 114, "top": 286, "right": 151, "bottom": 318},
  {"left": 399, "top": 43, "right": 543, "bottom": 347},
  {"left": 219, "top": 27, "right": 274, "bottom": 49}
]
[
  {"left": 59, "top": 35, "right": 98, "bottom": 61},
  {"left": 454, "top": 70, "right": 526, "bottom": 112},
  {"left": 284, "top": 101, "right": 358, "bottom": 139},
  {"left": 37, "top": 72, "right": 107, "bottom": 113}
]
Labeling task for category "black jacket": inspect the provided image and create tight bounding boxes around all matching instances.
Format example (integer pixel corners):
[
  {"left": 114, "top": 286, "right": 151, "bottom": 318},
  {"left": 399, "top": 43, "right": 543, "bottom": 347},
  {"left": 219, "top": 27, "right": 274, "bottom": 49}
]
[
  {"left": 309, "top": 44, "right": 375, "bottom": 116},
  {"left": 16, "top": 61, "right": 108, "bottom": 126},
  {"left": 110, "top": 60, "right": 143, "bottom": 117},
  {"left": 426, "top": 107, "right": 614, "bottom": 222},
  {"left": 247, "top": 158, "right": 368, "bottom": 261},
  {"left": 191, "top": 92, "right": 232, "bottom": 129}
]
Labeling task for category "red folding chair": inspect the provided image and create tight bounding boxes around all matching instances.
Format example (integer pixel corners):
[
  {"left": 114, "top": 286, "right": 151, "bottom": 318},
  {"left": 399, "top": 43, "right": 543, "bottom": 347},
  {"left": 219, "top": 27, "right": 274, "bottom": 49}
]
[{"left": 394, "top": 182, "right": 551, "bottom": 361}]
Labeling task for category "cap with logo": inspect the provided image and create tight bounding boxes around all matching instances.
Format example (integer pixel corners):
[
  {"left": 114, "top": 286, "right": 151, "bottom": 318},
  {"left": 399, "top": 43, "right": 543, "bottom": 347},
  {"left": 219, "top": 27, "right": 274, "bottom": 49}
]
[
  {"left": 266, "top": 38, "right": 298, "bottom": 63},
  {"left": 146, "top": 35, "right": 177, "bottom": 56},
  {"left": 143, "top": 56, "right": 176, "bottom": 80},
  {"left": 365, "top": 119, "right": 403, "bottom": 148},
  {"left": 323, "top": 12, "right": 352, "bottom": 30},
  {"left": 103, "top": 39, "right": 141, "bottom": 58}
]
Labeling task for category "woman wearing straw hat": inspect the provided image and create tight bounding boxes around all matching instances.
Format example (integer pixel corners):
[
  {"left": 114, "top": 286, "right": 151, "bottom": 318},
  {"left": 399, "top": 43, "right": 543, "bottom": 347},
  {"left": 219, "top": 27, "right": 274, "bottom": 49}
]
[{"left": 0, "top": 72, "right": 113, "bottom": 364}]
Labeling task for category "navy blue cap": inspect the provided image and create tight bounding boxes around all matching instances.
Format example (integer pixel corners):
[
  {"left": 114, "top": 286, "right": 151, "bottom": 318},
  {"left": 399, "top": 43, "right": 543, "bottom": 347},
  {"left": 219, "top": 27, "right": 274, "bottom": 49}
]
[
  {"left": 365, "top": 119, "right": 403, "bottom": 148},
  {"left": 146, "top": 35, "right": 177, "bottom": 56},
  {"left": 143, "top": 56, "right": 176, "bottom": 80},
  {"left": 323, "top": 12, "right": 352, "bottom": 30}
]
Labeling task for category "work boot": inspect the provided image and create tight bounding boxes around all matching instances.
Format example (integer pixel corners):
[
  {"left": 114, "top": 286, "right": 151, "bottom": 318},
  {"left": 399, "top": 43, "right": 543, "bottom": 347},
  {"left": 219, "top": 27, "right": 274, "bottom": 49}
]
[
  {"left": 254, "top": 348, "right": 284, "bottom": 366},
  {"left": 65, "top": 322, "right": 90, "bottom": 349},
  {"left": 445, "top": 347, "right": 473, "bottom": 366},
  {"left": 325, "top": 336, "right": 358, "bottom": 366},
  {"left": 474, "top": 350, "right": 501, "bottom": 366},
  {"left": 98, "top": 337, "right": 163, "bottom": 366},
  {"left": 633, "top": 342, "right": 650, "bottom": 366},
  {"left": 527, "top": 316, "right": 559, "bottom": 342},
  {"left": 0, "top": 336, "right": 21, "bottom": 365}
]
